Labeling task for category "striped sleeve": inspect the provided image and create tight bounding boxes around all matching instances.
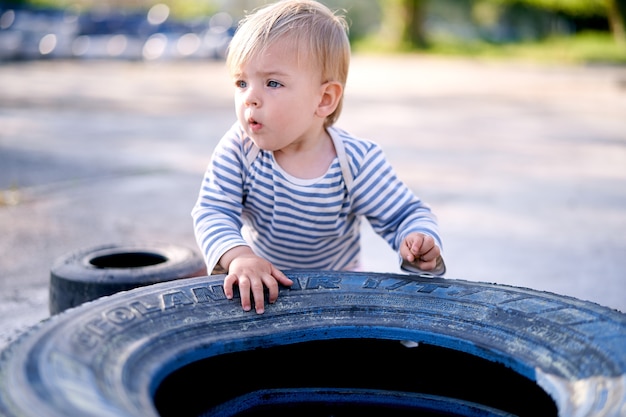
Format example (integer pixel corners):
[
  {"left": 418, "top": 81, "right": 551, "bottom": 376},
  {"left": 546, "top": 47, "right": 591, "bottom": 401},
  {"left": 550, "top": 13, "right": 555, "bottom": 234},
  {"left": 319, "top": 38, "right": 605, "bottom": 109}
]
[
  {"left": 342, "top": 134, "right": 445, "bottom": 273},
  {"left": 191, "top": 123, "right": 253, "bottom": 273}
]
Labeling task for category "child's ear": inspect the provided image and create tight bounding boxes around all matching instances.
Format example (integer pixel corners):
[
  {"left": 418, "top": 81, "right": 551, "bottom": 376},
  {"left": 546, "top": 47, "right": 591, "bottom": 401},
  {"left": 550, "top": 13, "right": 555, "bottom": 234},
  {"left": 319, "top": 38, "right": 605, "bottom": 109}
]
[{"left": 316, "top": 81, "right": 343, "bottom": 118}]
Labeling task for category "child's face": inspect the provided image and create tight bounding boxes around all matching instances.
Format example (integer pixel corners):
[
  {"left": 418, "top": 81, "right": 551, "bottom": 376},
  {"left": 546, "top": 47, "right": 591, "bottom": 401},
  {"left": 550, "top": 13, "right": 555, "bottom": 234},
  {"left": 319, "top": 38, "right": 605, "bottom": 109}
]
[{"left": 231, "top": 38, "right": 327, "bottom": 151}]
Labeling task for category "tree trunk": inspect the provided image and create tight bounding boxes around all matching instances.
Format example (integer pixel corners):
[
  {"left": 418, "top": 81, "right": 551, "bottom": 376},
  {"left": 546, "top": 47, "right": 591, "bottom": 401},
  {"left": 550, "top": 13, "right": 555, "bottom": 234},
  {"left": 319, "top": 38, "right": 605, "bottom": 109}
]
[
  {"left": 403, "top": 0, "right": 428, "bottom": 48},
  {"left": 606, "top": 0, "right": 626, "bottom": 46},
  {"left": 379, "top": 0, "right": 429, "bottom": 50},
  {"left": 378, "top": 0, "right": 406, "bottom": 49}
]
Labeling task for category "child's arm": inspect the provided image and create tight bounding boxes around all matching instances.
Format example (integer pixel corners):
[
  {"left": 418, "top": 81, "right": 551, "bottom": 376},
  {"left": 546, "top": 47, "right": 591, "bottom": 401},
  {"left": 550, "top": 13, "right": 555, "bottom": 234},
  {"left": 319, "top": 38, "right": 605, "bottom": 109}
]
[
  {"left": 219, "top": 246, "right": 293, "bottom": 314},
  {"left": 346, "top": 140, "right": 445, "bottom": 275}
]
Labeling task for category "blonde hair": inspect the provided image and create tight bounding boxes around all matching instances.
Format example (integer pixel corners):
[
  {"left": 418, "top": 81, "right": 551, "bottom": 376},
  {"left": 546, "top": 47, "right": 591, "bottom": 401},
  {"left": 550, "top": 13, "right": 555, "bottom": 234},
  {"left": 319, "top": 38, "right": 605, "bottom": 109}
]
[{"left": 227, "top": 0, "right": 350, "bottom": 127}]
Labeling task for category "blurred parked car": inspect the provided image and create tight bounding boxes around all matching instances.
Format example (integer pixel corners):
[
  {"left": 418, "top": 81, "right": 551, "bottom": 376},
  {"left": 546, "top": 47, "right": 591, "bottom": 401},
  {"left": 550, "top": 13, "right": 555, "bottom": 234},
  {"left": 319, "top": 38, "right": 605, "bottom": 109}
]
[{"left": 0, "top": 5, "right": 234, "bottom": 62}]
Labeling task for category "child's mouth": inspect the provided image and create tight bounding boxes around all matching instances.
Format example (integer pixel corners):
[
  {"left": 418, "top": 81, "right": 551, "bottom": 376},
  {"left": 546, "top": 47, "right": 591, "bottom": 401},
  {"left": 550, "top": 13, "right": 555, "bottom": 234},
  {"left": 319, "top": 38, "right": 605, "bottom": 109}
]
[{"left": 248, "top": 118, "right": 262, "bottom": 132}]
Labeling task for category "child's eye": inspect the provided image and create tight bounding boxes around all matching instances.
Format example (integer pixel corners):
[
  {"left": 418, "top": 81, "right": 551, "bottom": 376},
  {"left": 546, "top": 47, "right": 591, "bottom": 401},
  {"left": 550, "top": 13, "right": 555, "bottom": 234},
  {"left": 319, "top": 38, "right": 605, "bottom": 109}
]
[
  {"left": 235, "top": 80, "right": 247, "bottom": 88},
  {"left": 267, "top": 80, "right": 282, "bottom": 88}
]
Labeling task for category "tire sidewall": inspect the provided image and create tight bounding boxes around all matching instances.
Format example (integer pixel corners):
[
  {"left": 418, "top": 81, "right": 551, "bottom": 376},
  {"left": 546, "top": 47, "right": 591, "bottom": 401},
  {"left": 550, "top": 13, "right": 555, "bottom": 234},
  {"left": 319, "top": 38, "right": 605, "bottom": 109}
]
[{"left": 3, "top": 271, "right": 626, "bottom": 417}]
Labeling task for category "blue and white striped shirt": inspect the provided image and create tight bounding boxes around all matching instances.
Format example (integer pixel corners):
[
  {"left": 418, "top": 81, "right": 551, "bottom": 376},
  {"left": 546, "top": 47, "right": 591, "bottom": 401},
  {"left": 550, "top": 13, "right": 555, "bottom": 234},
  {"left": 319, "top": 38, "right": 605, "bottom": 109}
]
[{"left": 192, "top": 122, "right": 444, "bottom": 273}]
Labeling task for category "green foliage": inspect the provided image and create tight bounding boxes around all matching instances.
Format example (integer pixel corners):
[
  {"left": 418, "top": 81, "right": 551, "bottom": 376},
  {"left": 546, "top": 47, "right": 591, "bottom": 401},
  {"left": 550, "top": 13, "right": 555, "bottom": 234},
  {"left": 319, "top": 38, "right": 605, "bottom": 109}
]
[
  {"left": 489, "top": 0, "right": 607, "bottom": 17},
  {"left": 16, "top": 0, "right": 218, "bottom": 18},
  {"left": 158, "top": 0, "right": 217, "bottom": 19},
  {"left": 422, "top": 30, "right": 626, "bottom": 64},
  {"left": 356, "top": 20, "right": 626, "bottom": 65}
]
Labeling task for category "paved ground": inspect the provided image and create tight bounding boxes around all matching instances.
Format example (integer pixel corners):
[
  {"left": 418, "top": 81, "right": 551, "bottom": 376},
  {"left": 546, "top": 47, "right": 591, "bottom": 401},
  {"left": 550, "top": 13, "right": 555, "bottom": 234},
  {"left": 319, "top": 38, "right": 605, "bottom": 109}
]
[{"left": 1, "top": 56, "right": 625, "bottom": 350}]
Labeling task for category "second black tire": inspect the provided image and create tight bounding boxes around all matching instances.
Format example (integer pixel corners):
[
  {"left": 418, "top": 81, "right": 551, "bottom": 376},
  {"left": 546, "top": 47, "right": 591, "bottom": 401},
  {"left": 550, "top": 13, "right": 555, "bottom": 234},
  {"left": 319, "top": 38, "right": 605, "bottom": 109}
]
[{"left": 49, "top": 242, "right": 207, "bottom": 314}]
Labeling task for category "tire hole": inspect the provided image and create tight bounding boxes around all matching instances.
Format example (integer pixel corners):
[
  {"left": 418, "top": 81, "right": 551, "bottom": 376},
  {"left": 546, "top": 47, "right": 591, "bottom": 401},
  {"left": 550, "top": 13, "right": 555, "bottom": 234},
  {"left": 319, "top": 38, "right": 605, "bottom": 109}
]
[
  {"left": 89, "top": 252, "right": 168, "bottom": 268},
  {"left": 154, "top": 339, "right": 557, "bottom": 417}
]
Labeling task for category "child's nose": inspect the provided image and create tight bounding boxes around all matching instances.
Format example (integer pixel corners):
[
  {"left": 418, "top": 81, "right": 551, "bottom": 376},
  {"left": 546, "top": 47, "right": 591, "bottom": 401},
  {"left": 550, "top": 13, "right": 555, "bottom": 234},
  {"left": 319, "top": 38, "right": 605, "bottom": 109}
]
[{"left": 244, "top": 88, "right": 260, "bottom": 107}]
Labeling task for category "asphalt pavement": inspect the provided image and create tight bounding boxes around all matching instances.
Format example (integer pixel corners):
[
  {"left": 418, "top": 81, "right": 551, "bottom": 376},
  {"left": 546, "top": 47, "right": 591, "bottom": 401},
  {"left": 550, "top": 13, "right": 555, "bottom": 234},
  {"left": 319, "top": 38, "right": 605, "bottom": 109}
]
[{"left": 1, "top": 55, "right": 625, "bottom": 349}]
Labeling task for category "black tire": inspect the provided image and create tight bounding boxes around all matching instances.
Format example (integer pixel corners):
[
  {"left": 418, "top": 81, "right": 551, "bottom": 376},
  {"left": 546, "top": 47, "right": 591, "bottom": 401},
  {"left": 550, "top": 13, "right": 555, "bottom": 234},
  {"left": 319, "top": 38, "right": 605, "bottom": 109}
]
[
  {"left": 49, "top": 242, "right": 207, "bottom": 315},
  {"left": 1, "top": 271, "right": 624, "bottom": 417}
]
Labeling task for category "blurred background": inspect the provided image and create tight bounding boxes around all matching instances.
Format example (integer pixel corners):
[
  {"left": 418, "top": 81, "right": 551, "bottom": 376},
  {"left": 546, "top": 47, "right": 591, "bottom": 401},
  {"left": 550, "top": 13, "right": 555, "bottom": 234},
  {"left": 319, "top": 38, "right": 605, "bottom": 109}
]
[
  {"left": 0, "top": 0, "right": 625, "bottom": 348},
  {"left": 1, "top": 0, "right": 625, "bottom": 63}
]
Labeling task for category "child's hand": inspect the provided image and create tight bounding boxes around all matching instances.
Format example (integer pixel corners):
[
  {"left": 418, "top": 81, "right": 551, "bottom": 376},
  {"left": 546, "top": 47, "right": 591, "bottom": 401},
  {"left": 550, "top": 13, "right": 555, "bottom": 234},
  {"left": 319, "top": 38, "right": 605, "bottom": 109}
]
[
  {"left": 400, "top": 233, "right": 441, "bottom": 272},
  {"left": 223, "top": 250, "right": 293, "bottom": 314}
]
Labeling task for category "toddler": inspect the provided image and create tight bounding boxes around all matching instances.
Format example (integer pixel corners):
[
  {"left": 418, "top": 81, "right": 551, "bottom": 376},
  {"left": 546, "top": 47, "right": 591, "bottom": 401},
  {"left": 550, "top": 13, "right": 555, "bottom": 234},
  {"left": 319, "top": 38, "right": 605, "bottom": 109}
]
[{"left": 192, "top": 0, "right": 445, "bottom": 314}]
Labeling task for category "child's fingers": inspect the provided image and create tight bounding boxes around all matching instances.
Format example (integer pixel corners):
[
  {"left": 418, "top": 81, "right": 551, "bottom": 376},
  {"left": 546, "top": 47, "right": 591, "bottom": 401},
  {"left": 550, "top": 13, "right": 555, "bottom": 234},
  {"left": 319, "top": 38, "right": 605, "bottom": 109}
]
[
  {"left": 402, "top": 238, "right": 418, "bottom": 262},
  {"left": 272, "top": 267, "right": 294, "bottom": 286},
  {"left": 403, "top": 234, "right": 427, "bottom": 261},
  {"left": 223, "top": 274, "right": 237, "bottom": 300},
  {"left": 418, "top": 258, "right": 437, "bottom": 271},
  {"left": 417, "top": 240, "right": 437, "bottom": 261},
  {"left": 224, "top": 273, "right": 255, "bottom": 311},
  {"left": 249, "top": 277, "right": 265, "bottom": 314},
  {"left": 225, "top": 263, "right": 291, "bottom": 314},
  {"left": 235, "top": 275, "right": 252, "bottom": 312},
  {"left": 262, "top": 274, "right": 283, "bottom": 305},
  {"left": 264, "top": 268, "right": 294, "bottom": 305},
  {"left": 407, "top": 235, "right": 421, "bottom": 254},
  {"left": 402, "top": 234, "right": 441, "bottom": 270}
]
